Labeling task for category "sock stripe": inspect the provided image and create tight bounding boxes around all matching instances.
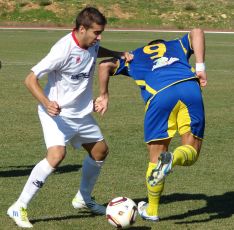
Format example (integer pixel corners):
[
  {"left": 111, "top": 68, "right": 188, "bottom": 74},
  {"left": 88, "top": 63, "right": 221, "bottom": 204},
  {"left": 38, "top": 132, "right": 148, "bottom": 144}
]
[
  {"left": 173, "top": 145, "right": 198, "bottom": 166},
  {"left": 148, "top": 190, "right": 162, "bottom": 197},
  {"left": 181, "top": 150, "right": 188, "bottom": 165}
]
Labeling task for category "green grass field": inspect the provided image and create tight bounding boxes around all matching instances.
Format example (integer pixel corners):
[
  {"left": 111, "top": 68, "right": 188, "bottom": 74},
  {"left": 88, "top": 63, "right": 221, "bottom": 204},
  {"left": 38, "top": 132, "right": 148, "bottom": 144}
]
[{"left": 0, "top": 29, "right": 234, "bottom": 230}]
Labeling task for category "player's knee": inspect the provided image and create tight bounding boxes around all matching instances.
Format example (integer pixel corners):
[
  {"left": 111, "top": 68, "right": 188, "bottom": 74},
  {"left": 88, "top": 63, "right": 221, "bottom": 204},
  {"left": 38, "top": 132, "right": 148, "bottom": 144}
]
[
  {"left": 99, "top": 144, "right": 109, "bottom": 160},
  {"left": 93, "top": 144, "right": 109, "bottom": 161},
  {"left": 46, "top": 146, "right": 66, "bottom": 168}
]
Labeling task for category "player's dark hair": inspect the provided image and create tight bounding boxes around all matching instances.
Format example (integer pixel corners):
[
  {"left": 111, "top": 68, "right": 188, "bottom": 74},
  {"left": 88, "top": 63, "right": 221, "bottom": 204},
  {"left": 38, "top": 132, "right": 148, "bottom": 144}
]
[
  {"left": 75, "top": 7, "right": 107, "bottom": 29},
  {"left": 148, "top": 39, "right": 166, "bottom": 45}
]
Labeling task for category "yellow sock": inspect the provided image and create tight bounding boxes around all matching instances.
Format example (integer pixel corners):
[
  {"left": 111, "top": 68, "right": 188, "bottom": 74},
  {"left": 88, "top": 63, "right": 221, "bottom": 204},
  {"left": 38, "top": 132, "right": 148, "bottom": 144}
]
[
  {"left": 146, "top": 162, "right": 164, "bottom": 216},
  {"left": 172, "top": 145, "right": 198, "bottom": 167}
]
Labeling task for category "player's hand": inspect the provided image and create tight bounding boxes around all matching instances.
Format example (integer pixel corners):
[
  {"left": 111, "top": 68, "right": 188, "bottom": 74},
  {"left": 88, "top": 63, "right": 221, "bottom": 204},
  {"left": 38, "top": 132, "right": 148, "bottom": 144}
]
[
  {"left": 121, "top": 52, "right": 134, "bottom": 62},
  {"left": 46, "top": 101, "right": 61, "bottom": 116},
  {"left": 196, "top": 71, "right": 207, "bottom": 87},
  {"left": 94, "top": 94, "right": 109, "bottom": 116}
]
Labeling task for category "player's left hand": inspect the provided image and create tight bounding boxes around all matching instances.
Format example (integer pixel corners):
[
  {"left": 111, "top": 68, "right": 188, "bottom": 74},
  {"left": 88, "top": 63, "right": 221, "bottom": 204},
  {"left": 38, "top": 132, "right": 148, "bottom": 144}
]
[{"left": 94, "top": 94, "right": 109, "bottom": 115}]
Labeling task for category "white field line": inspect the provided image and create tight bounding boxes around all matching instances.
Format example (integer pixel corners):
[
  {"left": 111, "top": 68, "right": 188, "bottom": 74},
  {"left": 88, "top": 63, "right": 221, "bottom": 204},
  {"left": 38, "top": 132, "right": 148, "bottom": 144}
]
[{"left": 0, "top": 27, "right": 234, "bottom": 34}]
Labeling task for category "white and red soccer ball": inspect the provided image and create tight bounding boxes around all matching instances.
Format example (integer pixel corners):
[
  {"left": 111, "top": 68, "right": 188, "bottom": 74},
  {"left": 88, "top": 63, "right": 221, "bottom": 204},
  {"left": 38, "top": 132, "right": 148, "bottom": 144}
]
[{"left": 106, "top": 197, "right": 138, "bottom": 229}]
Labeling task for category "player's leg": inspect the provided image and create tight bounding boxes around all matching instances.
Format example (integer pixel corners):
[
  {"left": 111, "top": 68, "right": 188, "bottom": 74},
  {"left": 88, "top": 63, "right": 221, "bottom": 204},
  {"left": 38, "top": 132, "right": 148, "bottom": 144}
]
[
  {"left": 172, "top": 80, "right": 205, "bottom": 167},
  {"left": 172, "top": 132, "right": 202, "bottom": 167},
  {"left": 20, "top": 109, "right": 68, "bottom": 204},
  {"left": 72, "top": 141, "right": 108, "bottom": 215},
  {"left": 138, "top": 139, "right": 171, "bottom": 221},
  {"left": 144, "top": 86, "right": 178, "bottom": 188},
  {"left": 7, "top": 154, "right": 56, "bottom": 228},
  {"left": 139, "top": 88, "right": 177, "bottom": 221},
  {"left": 17, "top": 146, "right": 65, "bottom": 205},
  {"left": 7, "top": 109, "right": 67, "bottom": 228},
  {"left": 7, "top": 146, "right": 65, "bottom": 228},
  {"left": 149, "top": 80, "right": 205, "bottom": 185},
  {"left": 72, "top": 114, "right": 108, "bottom": 215},
  {"left": 147, "top": 138, "right": 174, "bottom": 187},
  {"left": 144, "top": 133, "right": 202, "bottom": 221}
]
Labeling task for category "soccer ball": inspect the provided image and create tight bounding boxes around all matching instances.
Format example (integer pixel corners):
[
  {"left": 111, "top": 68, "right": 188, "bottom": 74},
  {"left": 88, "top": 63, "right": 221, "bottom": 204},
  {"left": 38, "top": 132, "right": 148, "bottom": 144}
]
[{"left": 106, "top": 197, "right": 138, "bottom": 229}]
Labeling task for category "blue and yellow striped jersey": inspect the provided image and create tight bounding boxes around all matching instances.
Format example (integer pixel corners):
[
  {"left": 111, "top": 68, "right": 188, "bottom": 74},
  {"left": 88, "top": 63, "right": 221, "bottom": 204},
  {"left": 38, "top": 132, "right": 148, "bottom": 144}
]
[{"left": 113, "top": 33, "right": 198, "bottom": 103}]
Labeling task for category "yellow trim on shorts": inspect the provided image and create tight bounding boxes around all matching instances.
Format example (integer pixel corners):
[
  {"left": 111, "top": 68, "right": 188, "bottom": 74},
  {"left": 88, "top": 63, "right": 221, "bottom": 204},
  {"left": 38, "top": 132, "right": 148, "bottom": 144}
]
[
  {"left": 146, "top": 136, "right": 172, "bottom": 144},
  {"left": 145, "top": 132, "right": 203, "bottom": 144},
  {"left": 176, "top": 100, "right": 191, "bottom": 135},
  {"left": 113, "top": 59, "right": 120, "bottom": 75},
  {"left": 192, "top": 133, "right": 203, "bottom": 140},
  {"left": 167, "top": 100, "right": 192, "bottom": 137}
]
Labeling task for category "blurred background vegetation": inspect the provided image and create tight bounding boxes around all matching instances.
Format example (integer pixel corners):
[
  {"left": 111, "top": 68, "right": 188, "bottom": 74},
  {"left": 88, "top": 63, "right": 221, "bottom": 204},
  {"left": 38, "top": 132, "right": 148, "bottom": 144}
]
[{"left": 0, "top": 0, "right": 233, "bottom": 30}]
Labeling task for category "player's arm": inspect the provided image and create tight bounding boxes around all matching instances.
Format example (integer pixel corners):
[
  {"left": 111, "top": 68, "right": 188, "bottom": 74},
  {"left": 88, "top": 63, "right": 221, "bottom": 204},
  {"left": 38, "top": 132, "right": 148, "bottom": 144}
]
[
  {"left": 190, "top": 28, "right": 207, "bottom": 87},
  {"left": 25, "top": 72, "right": 60, "bottom": 116},
  {"left": 98, "top": 46, "right": 133, "bottom": 62},
  {"left": 95, "top": 58, "right": 119, "bottom": 115}
]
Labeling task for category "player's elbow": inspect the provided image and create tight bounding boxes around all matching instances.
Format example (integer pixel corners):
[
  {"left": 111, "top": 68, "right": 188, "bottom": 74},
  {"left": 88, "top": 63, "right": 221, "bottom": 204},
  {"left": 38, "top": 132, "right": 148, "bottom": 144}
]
[
  {"left": 190, "top": 28, "right": 204, "bottom": 38},
  {"left": 24, "top": 72, "right": 37, "bottom": 89},
  {"left": 99, "top": 59, "right": 116, "bottom": 75}
]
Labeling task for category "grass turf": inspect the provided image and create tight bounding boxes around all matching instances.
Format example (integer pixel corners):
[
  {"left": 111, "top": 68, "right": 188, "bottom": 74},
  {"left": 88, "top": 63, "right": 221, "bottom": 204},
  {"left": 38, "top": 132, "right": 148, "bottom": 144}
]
[{"left": 0, "top": 29, "right": 233, "bottom": 229}]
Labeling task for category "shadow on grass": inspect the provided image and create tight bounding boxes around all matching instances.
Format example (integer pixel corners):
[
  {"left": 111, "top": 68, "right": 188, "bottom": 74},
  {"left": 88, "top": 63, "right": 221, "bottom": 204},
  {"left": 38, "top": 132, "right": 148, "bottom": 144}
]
[
  {"left": 133, "top": 191, "right": 234, "bottom": 224},
  {"left": 0, "top": 164, "right": 82, "bottom": 177},
  {"left": 31, "top": 212, "right": 151, "bottom": 230},
  {"left": 31, "top": 211, "right": 96, "bottom": 224}
]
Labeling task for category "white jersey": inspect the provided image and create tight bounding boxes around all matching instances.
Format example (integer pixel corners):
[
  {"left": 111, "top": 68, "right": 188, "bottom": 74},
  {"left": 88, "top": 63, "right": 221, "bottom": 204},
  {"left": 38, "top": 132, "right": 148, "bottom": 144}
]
[{"left": 31, "top": 30, "right": 99, "bottom": 118}]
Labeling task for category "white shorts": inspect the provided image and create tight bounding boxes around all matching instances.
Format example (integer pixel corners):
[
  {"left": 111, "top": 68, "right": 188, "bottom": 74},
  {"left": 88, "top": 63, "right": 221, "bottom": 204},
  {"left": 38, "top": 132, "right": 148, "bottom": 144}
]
[{"left": 38, "top": 107, "right": 104, "bottom": 149}]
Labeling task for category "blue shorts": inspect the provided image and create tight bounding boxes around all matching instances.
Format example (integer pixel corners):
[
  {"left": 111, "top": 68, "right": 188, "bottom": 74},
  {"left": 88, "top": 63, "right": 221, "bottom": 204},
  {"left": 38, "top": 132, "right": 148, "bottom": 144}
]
[{"left": 144, "top": 80, "right": 205, "bottom": 143}]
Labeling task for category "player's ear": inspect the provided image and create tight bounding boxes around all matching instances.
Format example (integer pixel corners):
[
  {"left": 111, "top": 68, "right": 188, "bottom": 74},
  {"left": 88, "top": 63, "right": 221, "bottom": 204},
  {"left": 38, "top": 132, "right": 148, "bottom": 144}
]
[{"left": 79, "top": 25, "right": 87, "bottom": 33}]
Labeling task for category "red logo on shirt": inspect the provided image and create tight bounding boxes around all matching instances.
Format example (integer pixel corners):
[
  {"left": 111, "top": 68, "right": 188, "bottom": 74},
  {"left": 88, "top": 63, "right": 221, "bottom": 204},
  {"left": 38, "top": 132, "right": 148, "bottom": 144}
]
[{"left": 76, "top": 56, "right": 81, "bottom": 64}]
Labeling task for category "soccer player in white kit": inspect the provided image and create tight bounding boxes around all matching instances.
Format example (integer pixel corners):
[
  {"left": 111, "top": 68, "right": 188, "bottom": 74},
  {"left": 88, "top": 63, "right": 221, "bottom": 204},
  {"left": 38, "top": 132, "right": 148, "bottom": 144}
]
[{"left": 7, "top": 7, "right": 133, "bottom": 228}]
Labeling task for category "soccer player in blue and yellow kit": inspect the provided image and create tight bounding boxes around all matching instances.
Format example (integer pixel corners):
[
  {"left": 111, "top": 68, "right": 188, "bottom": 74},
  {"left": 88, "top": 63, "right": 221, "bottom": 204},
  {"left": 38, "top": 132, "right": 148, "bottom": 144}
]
[{"left": 95, "top": 28, "right": 207, "bottom": 221}]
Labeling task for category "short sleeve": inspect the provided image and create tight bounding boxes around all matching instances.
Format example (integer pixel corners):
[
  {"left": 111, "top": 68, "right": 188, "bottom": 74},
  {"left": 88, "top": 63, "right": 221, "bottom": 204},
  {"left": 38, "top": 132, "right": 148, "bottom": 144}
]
[
  {"left": 179, "top": 33, "right": 194, "bottom": 58},
  {"left": 113, "top": 58, "right": 130, "bottom": 77},
  {"left": 31, "top": 44, "right": 65, "bottom": 79}
]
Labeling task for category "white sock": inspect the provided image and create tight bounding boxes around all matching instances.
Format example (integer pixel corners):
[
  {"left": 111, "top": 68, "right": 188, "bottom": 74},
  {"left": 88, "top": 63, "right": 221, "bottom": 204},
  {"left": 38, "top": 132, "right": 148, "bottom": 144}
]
[
  {"left": 79, "top": 155, "right": 104, "bottom": 202},
  {"left": 16, "top": 158, "right": 55, "bottom": 208}
]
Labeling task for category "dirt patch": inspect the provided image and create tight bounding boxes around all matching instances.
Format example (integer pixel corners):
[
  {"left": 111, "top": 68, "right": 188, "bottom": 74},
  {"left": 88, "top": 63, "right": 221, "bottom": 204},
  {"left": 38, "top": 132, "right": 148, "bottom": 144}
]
[
  {"left": 0, "top": 0, "right": 16, "bottom": 12},
  {"left": 106, "top": 4, "right": 134, "bottom": 19},
  {"left": 20, "top": 2, "right": 40, "bottom": 12},
  {"left": 45, "top": 2, "right": 64, "bottom": 15}
]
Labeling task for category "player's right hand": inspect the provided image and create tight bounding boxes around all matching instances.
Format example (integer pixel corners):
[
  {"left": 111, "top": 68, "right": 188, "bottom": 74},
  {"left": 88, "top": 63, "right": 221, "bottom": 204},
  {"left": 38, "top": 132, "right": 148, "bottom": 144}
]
[
  {"left": 196, "top": 71, "right": 207, "bottom": 87},
  {"left": 121, "top": 52, "right": 134, "bottom": 62},
  {"left": 46, "top": 101, "right": 61, "bottom": 116}
]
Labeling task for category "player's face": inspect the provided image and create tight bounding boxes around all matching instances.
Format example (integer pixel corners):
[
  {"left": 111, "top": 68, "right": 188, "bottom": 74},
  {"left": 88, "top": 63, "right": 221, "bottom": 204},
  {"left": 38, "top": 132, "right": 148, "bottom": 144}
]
[{"left": 79, "top": 23, "right": 104, "bottom": 48}]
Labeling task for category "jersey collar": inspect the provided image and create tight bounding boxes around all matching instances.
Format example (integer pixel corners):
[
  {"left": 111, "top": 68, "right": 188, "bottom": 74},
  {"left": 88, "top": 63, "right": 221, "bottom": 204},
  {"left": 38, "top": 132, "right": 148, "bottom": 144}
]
[{"left": 72, "top": 29, "right": 88, "bottom": 50}]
